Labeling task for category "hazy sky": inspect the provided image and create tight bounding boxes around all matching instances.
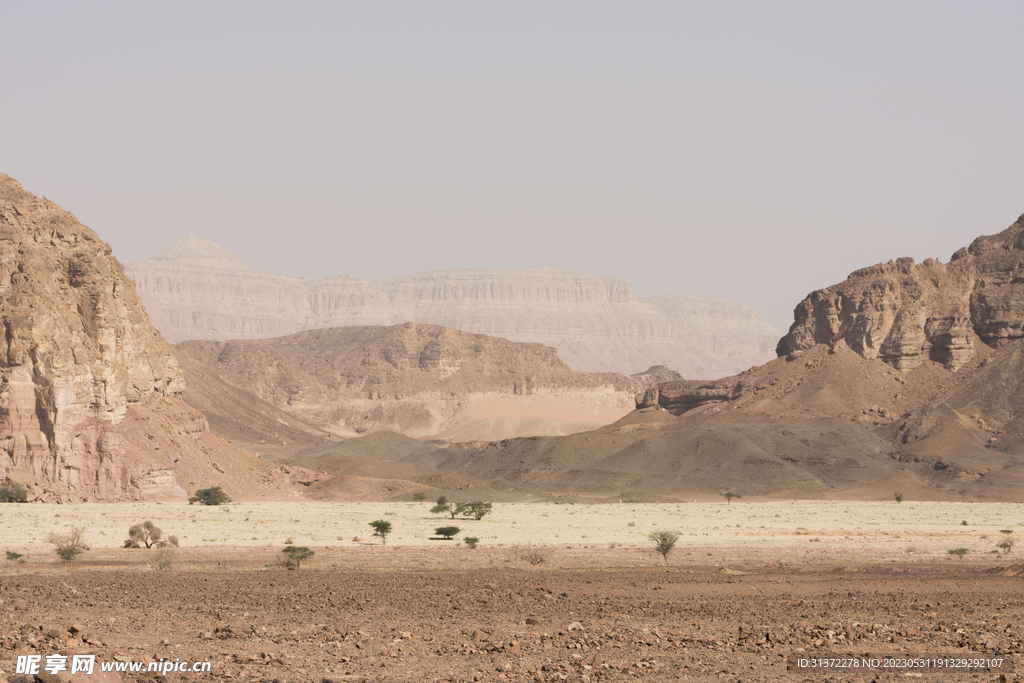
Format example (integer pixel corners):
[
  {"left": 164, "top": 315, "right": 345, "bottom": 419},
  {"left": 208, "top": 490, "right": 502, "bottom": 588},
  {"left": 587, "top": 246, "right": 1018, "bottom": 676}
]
[{"left": 4, "top": 2, "right": 1023, "bottom": 329}]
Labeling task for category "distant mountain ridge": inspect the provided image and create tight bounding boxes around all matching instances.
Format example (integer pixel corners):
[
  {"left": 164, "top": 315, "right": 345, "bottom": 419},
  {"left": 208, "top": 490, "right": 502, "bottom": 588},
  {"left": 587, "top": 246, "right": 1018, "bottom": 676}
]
[{"left": 124, "top": 238, "right": 782, "bottom": 379}]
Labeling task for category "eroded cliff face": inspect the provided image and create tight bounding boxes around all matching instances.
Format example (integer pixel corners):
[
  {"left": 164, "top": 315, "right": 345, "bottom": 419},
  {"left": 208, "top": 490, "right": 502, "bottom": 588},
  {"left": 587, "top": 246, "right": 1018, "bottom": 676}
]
[
  {"left": 777, "top": 215, "right": 1024, "bottom": 371},
  {"left": 125, "top": 239, "right": 782, "bottom": 379},
  {"left": 0, "top": 174, "right": 185, "bottom": 499}
]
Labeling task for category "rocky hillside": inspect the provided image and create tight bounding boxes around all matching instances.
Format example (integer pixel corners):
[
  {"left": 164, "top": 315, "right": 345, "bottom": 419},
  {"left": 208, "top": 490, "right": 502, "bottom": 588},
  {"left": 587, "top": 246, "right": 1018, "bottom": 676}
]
[
  {"left": 778, "top": 214, "right": 1024, "bottom": 371},
  {"left": 175, "top": 324, "right": 681, "bottom": 440},
  {"left": 125, "top": 237, "right": 782, "bottom": 378},
  {"left": 420, "top": 214, "right": 1024, "bottom": 501},
  {"left": 0, "top": 175, "right": 323, "bottom": 501}
]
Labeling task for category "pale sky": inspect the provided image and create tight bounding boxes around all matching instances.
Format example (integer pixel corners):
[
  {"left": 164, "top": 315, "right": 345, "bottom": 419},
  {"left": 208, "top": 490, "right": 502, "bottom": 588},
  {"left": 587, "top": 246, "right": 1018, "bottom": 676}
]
[{"left": 4, "top": 2, "right": 1023, "bottom": 329}]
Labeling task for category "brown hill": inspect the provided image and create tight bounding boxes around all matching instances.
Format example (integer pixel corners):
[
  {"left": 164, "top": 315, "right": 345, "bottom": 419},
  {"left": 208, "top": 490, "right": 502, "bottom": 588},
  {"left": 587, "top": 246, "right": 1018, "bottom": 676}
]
[
  {"left": 175, "top": 326, "right": 681, "bottom": 439},
  {"left": 0, "top": 174, "right": 324, "bottom": 501},
  {"left": 425, "top": 215, "right": 1024, "bottom": 502}
]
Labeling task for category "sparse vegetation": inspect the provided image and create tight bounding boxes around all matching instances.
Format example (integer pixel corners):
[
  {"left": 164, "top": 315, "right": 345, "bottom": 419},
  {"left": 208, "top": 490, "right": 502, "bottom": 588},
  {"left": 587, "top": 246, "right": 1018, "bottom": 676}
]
[
  {"left": 948, "top": 547, "right": 969, "bottom": 559},
  {"left": 463, "top": 537, "right": 479, "bottom": 549},
  {"left": 149, "top": 547, "right": 176, "bottom": 570},
  {"left": 435, "top": 526, "right": 460, "bottom": 540},
  {"left": 280, "top": 546, "right": 314, "bottom": 569},
  {"left": 125, "top": 520, "right": 163, "bottom": 548},
  {"left": 370, "top": 519, "right": 393, "bottom": 545},
  {"left": 412, "top": 492, "right": 427, "bottom": 503},
  {"left": 894, "top": 492, "right": 904, "bottom": 503},
  {"left": 189, "top": 486, "right": 231, "bottom": 506},
  {"left": 0, "top": 481, "right": 28, "bottom": 503},
  {"left": 513, "top": 543, "right": 552, "bottom": 565},
  {"left": 48, "top": 526, "right": 89, "bottom": 564},
  {"left": 460, "top": 501, "right": 493, "bottom": 520},
  {"left": 649, "top": 530, "right": 679, "bottom": 564},
  {"left": 722, "top": 489, "right": 741, "bottom": 504}
]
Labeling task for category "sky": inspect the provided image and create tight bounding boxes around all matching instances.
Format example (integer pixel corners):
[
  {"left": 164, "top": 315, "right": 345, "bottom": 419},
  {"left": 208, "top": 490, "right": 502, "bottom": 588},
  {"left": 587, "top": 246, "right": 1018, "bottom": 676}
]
[{"left": 3, "top": 1, "right": 1023, "bottom": 330}]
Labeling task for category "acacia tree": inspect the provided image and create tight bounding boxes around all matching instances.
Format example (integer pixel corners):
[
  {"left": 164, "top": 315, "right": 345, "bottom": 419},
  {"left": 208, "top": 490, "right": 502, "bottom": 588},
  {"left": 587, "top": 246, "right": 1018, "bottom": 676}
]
[
  {"left": 370, "top": 520, "right": 393, "bottom": 545},
  {"left": 125, "top": 521, "right": 163, "bottom": 548},
  {"left": 722, "top": 490, "right": 741, "bottom": 504},
  {"left": 649, "top": 530, "right": 679, "bottom": 564},
  {"left": 189, "top": 486, "right": 231, "bottom": 505},
  {"left": 281, "top": 546, "right": 314, "bottom": 569},
  {"left": 460, "top": 502, "right": 493, "bottom": 520},
  {"left": 430, "top": 497, "right": 464, "bottom": 519}
]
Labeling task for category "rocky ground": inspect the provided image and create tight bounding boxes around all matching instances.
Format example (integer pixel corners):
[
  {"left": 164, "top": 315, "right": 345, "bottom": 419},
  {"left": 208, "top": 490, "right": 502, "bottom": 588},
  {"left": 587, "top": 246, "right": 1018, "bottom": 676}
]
[{"left": 1, "top": 553, "right": 1022, "bottom": 683}]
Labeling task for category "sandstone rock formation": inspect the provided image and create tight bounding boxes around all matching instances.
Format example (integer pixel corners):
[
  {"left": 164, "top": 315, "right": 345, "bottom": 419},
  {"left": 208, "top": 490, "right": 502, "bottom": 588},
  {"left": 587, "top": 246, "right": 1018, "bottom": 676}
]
[
  {"left": 777, "top": 214, "right": 1024, "bottom": 371},
  {"left": 175, "top": 324, "right": 682, "bottom": 440},
  {"left": 125, "top": 238, "right": 782, "bottom": 378},
  {"left": 0, "top": 175, "right": 322, "bottom": 501}
]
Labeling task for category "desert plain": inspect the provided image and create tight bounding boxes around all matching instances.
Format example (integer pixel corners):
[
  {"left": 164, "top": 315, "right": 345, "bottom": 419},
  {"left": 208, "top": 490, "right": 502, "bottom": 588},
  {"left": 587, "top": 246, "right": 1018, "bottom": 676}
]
[{"left": 2, "top": 501, "right": 1024, "bottom": 683}]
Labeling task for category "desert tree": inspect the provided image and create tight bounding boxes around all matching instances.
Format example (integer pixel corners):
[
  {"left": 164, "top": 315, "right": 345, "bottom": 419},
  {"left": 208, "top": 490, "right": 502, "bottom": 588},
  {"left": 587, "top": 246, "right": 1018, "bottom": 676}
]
[
  {"left": 189, "top": 486, "right": 231, "bottom": 505},
  {"left": 280, "top": 546, "right": 314, "bottom": 569},
  {"left": 435, "top": 526, "right": 460, "bottom": 540},
  {"left": 125, "top": 521, "right": 163, "bottom": 549},
  {"left": 370, "top": 519, "right": 393, "bottom": 545},
  {"left": 948, "top": 548, "right": 969, "bottom": 559},
  {"left": 463, "top": 537, "right": 479, "bottom": 549},
  {"left": 721, "top": 490, "right": 741, "bottom": 504},
  {"left": 649, "top": 530, "right": 679, "bottom": 564},
  {"left": 460, "top": 502, "right": 493, "bottom": 520},
  {"left": 894, "top": 492, "right": 904, "bottom": 503},
  {"left": 412, "top": 492, "right": 427, "bottom": 504},
  {"left": 430, "top": 497, "right": 464, "bottom": 519}
]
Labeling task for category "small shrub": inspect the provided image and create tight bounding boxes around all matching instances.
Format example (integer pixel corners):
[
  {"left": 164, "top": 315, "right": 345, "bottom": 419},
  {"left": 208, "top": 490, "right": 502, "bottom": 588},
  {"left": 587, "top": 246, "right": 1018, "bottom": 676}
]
[
  {"left": 435, "top": 526, "right": 460, "bottom": 540},
  {"left": 648, "top": 530, "right": 679, "bottom": 564},
  {"left": 370, "top": 519, "right": 393, "bottom": 545},
  {"left": 412, "top": 492, "right": 427, "bottom": 503},
  {"left": 149, "top": 547, "right": 176, "bottom": 570},
  {"left": 49, "top": 527, "right": 89, "bottom": 564},
  {"left": 461, "top": 502, "right": 493, "bottom": 520},
  {"left": 280, "top": 546, "right": 314, "bottom": 569},
  {"left": 722, "top": 490, "right": 741, "bottom": 504},
  {"left": 189, "top": 486, "right": 231, "bottom": 505},
  {"left": 961, "top": 520, "right": 968, "bottom": 526},
  {"left": 948, "top": 547, "right": 969, "bottom": 559},
  {"left": 125, "top": 521, "right": 163, "bottom": 549},
  {"left": 464, "top": 537, "right": 479, "bottom": 549},
  {"left": 997, "top": 539, "right": 1014, "bottom": 555},
  {"left": 513, "top": 544, "right": 551, "bottom": 565},
  {"left": 0, "top": 481, "right": 28, "bottom": 503},
  {"left": 894, "top": 492, "right": 904, "bottom": 503},
  {"left": 284, "top": 538, "right": 294, "bottom": 545}
]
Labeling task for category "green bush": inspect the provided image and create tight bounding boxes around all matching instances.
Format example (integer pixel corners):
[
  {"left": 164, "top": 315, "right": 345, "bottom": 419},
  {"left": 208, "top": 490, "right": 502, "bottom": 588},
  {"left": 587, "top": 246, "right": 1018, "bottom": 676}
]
[
  {"left": 0, "top": 481, "right": 28, "bottom": 503},
  {"left": 722, "top": 490, "right": 741, "bottom": 504},
  {"left": 463, "top": 537, "right": 479, "bottom": 549},
  {"left": 189, "top": 486, "right": 231, "bottom": 505},
  {"left": 948, "top": 548, "right": 969, "bottom": 559},
  {"left": 894, "top": 492, "right": 904, "bottom": 503},
  {"left": 280, "top": 546, "right": 314, "bottom": 569},
  {"left": 435, "top": 526, "right": 460, "bottom": 539},
  {"left": 49, "top": 527, "right": 89, "bottom": 564}
]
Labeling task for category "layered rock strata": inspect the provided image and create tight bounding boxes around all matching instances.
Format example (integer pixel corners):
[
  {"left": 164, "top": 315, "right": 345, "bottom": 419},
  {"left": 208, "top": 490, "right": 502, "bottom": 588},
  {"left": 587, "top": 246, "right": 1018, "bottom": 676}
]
[
  {"left": 125, "top": 238, "right": 782, "bottom": 379},
  {"left": 778, "top": 214, "right": 1024, "bottom": 371}
]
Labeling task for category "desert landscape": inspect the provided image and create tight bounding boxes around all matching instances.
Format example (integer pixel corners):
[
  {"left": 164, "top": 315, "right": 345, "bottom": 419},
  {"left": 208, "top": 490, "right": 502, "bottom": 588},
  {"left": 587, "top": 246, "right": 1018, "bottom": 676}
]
[
  {"left": 4, "top": 5, "right": 1024, "bottom": 680},
  {"left": 2, "top": 502, "right": 1023, "bottom": 682}
]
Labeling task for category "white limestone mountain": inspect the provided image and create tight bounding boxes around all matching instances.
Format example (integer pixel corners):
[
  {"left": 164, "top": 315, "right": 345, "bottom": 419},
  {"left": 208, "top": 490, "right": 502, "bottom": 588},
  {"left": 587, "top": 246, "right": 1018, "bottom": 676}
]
[{"left": 124, "top": 237, "right": 782, "bottom": 379}]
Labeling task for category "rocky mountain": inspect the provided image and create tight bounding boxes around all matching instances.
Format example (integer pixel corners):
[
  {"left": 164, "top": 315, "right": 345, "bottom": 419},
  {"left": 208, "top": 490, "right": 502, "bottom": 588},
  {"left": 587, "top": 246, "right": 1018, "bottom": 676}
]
[
  {"left": 402, "top": 214, "right": 1024, "bottom": 501},
  {"left": 777, "top": 214, "right": 1024, "bottom": 371},
  {"left": 175, "top": 324, "right": 681, "bottom": 441},
  {"left": 0, "top": 174, "right": 323, "bottom": 501},
  {"left": 124, "top": 237, "right": 782, "bottom": 378}
]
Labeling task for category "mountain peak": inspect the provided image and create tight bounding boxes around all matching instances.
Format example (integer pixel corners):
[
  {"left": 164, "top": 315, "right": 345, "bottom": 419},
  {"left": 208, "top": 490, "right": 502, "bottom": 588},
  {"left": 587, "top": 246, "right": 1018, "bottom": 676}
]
[{"left": 149, "top": 236, "right": 251, "bottom": 271}]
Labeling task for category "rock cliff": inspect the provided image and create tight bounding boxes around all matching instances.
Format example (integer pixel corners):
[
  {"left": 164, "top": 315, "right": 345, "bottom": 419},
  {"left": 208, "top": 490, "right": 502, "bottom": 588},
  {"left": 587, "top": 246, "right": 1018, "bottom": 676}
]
[
  {"left": 125, "top": 238, "right": 782, "bottom": 379},
  {"left": 175, "top": 324, "right": 682, "bottom": 440},
  {"left": 0, "top": 175, "right": 321, "bottom": 501},
  {"left": 777, "top": 214, "right": 1024, "bottom": 371}
]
